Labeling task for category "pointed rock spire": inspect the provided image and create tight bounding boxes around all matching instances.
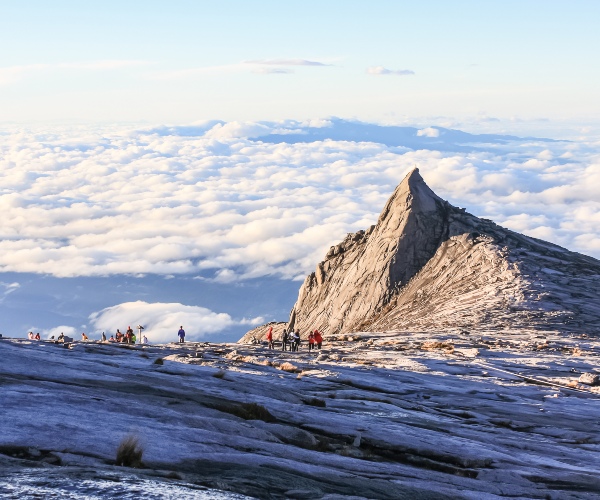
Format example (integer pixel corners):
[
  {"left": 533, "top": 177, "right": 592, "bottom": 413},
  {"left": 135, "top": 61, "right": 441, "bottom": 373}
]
[
  {"left": 286, "top": 168, "right": 451, "bottom": 335},
  {"left": 243, "top": 168, "right": 600, "bottom": 341}
]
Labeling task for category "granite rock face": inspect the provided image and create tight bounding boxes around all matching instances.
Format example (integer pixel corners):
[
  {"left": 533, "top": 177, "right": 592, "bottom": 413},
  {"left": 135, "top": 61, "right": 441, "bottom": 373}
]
[{"left": 282, "top": 168, "right": 600, "bottom": 337}]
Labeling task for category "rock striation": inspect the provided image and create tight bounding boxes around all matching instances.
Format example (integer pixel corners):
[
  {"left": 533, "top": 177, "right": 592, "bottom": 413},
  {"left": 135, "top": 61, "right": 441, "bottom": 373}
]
[{"left": 280, "top": 168, "right": 600, "bottom": 337}]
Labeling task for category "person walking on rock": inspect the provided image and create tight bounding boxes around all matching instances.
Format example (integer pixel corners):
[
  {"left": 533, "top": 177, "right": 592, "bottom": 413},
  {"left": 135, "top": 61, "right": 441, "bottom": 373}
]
[
  {"left": 314, "top": 330, "right": 323, "bottom": 349},
  {"left": 101, "top": 332, "right": 106, "bottom": 342},
  {"left": 308, "top": 332, "right": 315, "bottom": 351},
  {"left": 178, "top": 326, "right": 186, "bottom": 343},
  {"left": 281, "top": 328, "right": 288, "bottom": 351},
  {"left": 293, "top": 329, "right": 301, "bottom": 351},
  {"left": 266, "top": 326, "right": 274, "bottom": 349}
]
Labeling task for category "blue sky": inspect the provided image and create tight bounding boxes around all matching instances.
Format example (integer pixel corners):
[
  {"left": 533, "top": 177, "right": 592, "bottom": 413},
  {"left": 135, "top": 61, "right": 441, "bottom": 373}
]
[{"left": 1, "top": 1, "right": 599, "bottom": 125}]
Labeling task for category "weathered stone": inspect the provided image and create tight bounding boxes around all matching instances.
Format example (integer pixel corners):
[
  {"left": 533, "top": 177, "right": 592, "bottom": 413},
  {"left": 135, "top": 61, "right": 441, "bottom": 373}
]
[
  {"left": 578, "top": 372, "right": 600, "bottom": 386},
  {"left": 241, "top": 168, "right": 600, "bottom": 341}
]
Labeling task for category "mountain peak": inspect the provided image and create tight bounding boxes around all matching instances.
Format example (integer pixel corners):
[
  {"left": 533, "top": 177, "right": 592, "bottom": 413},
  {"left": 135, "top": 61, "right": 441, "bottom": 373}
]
[
  {"left": 378, "top": 167, "right": 443, "bottom": 224},
  {"left": 276, "top": 169, "right": 600, "bottom": 337}
]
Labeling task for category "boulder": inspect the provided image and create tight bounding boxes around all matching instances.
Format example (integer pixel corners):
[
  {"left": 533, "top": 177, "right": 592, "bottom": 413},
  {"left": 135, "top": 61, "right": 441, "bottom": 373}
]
[{"left": 578, "top": 372, "right": 600, "bottom": 386}]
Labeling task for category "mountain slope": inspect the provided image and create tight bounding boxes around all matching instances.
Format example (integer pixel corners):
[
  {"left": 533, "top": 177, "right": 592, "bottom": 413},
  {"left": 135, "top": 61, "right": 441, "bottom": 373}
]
[{"left": 284, "top": 168, "right": 600, "bottom": 336}]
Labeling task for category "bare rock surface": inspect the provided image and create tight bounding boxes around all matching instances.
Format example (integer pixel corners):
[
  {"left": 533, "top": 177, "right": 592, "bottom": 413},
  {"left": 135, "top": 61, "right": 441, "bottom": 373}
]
[
  {"left": 283, "top": 168, "right": 600, "bottom": 337},
  {"left": 2, "top": 336, "right": 600, "bottom": 498}
]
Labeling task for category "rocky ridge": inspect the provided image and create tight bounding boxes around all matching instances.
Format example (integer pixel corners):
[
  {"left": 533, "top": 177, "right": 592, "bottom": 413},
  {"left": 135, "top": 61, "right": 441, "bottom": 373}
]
[
  {"left": 254, "top": 168, "right": 600, "bottom": 339},
  {"left": 3, "top": 335, "right": 600, "bottom": 499}
]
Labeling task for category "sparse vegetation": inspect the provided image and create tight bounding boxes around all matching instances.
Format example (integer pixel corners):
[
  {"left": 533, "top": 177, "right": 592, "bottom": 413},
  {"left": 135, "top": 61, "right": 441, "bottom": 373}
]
[
  {"left": 115, "top": 435, "right": 144, "bottom": 468},
  {"left": 153, "top": 358, "right": 164, "bottom": 365},
  {"left": 212, "top": 369, "right": 226, "bottom": 379}
]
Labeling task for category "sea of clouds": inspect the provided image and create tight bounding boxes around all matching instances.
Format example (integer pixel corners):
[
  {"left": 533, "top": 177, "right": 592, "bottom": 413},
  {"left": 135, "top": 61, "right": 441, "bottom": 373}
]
[{"left": 2, "top": 119, "right": 598, "bottom": 341}]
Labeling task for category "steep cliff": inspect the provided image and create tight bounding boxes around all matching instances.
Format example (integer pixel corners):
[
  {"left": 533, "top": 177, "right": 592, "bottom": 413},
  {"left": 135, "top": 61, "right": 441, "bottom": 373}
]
[{"left": 283, "top": 168, "right": 600, "bottom": 336}]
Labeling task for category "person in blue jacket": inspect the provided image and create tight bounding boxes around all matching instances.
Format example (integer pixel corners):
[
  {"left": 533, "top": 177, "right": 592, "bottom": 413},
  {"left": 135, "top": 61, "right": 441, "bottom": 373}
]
[{"left": 178, "top": 326, "right": 185, "bottom": 343}]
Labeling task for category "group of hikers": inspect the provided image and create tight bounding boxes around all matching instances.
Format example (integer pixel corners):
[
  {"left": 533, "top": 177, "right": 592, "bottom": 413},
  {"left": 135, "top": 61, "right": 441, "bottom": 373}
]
[
  {"left": 31, "top": 325, "right": 149, "bottom": 344},
  {"left": 103, "top": 325, "right": 148, "bottom": 344},
  {"left": 264, "top": 326, "right": 323, "bottom": 351}
]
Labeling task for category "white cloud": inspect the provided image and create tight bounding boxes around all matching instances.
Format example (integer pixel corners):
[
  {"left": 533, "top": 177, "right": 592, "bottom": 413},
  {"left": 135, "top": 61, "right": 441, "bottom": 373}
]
[
  {"left": 0, "top": 120, "right": 598, "bottom": 283},
  {"left": 153, "top": 58, "right": 331, "bottom": 80},
  {"left": 0, "top": 282, "right": 20, "bottom": 303},
  {"left": 244, "top": 59, "right": 332, "bottom": 66},
  {"left": 37, "top": 325, "right": 78, "bottom": 341},
  {"left": 416, "top": 127, "right": 440, "bottom": 138},
  {"left": 366, "top": 66, "right": 415, "bottom": 76},
  {"left": 88, "top": 301, "right": 261, "bottom": 343},
  {"left": 252, "top": 67, "right": 294, "bottom": 74}
]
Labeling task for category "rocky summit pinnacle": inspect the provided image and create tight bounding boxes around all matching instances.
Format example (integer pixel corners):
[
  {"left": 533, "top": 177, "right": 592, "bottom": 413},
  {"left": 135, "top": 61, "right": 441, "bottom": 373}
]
[{"left": 278, "top": 168, "right": 600, "bottom": 337}]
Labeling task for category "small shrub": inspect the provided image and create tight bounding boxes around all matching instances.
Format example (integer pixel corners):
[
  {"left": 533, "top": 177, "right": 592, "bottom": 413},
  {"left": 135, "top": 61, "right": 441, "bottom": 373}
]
[
  {"left": 153, "top": 358, "right": 164, "bottom": 365},
  {"left": 115, "top": 435, "right": 144, "bottom": 468},
  {"left": 212, "top": 370, "right": 226, "bottom": 379}
]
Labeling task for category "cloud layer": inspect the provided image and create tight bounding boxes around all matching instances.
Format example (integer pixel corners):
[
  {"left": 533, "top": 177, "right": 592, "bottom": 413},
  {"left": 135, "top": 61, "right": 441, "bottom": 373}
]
[{"left": 0, "top": 120, "right": 598, "bottom": 284}]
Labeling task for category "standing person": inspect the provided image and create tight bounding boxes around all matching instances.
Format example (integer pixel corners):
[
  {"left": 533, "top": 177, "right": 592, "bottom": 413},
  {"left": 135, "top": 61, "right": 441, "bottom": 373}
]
[
  {"left": 142, "top": 334, "right": 148, "bottom": 344},
  {"left": 293, "top": 329, "right": 301, "bottom": 351},
  {"left": 126, "top": 326, "right": 134, "bottom": 344},
  {"left": 281, "top": 328, "right": 288, "bottom": 351},
  {"left": 101, "top": 332, "right": 106, "bottom": 342},
  {"left": 81, "top": 332, "right": 88, "bottom": 341},
  {"left": 266, "top": 326, "right": 274, "bottom": 349},
  {"left": 116, "top": 329, "right": 123, "bottom": 342},
  {"left": 308, "top": 332, "right": 315, "bottom": 351},
  {"left": 314, "top": 330, "right": 323, "bottom": 349},
  {"left": 34, "top": 332, "right": 41, "bottom": 340},
  {"left": 178, "top": 326, "right": 185, "bottom": 343}
]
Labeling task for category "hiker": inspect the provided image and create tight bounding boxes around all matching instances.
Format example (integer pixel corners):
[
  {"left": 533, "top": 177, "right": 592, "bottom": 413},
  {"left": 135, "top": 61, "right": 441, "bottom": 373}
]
[
  {"left": 314, "top": 330, "right": 323, "bottom": 349},
  {"left": 108, "top": 335, "right": 115, "bottom": 342},
  {"left": 293, "top": 329, "right": 301, "bottom": 351},
  {"left": 27, "top": 332, "right": 34, "bottom": 340},
  {"left": 126, "top": 326, "right": 134, "bottom": 344},
  {"left": 115, "top": 329, "right": 123, "bottom": 342},
  {"left": 281, "top": 328, "right": 288, "bottom": 351},
  {"left": 178, "top": 326, "right": 185, "bottom": 343},
  {"left": 34, "top": 332, "right": 41, "bottom": 340},
  {"left": 81, "top": 332, "right": 89, "bottom": 341},
  {"left": 57, "top": 332, "right": 65, "bottom": 342},
  {"left": 266, "top": 326, "right": 274, "bottom": 349},
  {"left": 101, "top": 332, "right": 106, "bottom": 342},
  {"left": 142, "top": 334, "right": 148, "bottom": 344},
  {"left": 308, "top": 332, "right": 315, "bottom": 351}
]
